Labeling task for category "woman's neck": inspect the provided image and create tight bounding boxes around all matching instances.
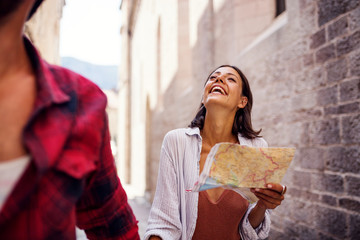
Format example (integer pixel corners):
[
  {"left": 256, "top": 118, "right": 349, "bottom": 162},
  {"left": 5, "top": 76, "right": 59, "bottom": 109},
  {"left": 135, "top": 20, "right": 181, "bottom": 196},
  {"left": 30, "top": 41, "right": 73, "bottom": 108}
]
[{"left": 201, "top": 110, "right": 238, "bottom": 147}]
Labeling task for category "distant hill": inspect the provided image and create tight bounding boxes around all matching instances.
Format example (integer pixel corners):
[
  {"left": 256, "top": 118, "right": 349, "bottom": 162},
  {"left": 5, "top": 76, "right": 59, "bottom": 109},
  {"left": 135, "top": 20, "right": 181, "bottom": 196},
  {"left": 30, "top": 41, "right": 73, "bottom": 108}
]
[{"left": 61, "top": 57, "right": 118, "bottom": 90}]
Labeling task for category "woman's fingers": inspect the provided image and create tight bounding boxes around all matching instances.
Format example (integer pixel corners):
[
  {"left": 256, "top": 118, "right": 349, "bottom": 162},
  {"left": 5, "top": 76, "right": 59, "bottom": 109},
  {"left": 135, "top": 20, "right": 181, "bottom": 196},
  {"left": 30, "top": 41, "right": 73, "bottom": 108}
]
[
  {"left": 250, "top": 183, "right": 287, "bottom": 209},
  {"left": 254, "top": 191, "right": 284, "bottom": 204},
  {"left": 251, "top": 188, "right": 281, "bottom": 199},
  {"left": 266, "top": 183, "right": 284, "bottom": 195},
  {"left": 252, "top": 191, "right": 283, "bottom": 209},
  {"left": 255, "top": 195, "right": 278, "bottom": 209}
]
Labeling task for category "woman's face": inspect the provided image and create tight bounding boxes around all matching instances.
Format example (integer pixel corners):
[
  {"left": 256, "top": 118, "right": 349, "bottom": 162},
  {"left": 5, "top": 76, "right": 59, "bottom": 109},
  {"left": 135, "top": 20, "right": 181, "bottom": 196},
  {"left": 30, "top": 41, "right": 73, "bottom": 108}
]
[{"left": 202, "top": 66, "right": 247, "bottom": 111}]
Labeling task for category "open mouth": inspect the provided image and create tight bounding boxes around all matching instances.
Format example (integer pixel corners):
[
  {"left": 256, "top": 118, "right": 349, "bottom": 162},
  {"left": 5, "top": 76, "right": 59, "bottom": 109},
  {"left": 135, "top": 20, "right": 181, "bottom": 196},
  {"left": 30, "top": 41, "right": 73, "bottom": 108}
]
[{"left": 209, "top": 85, "right": 226, "bottom": 95}]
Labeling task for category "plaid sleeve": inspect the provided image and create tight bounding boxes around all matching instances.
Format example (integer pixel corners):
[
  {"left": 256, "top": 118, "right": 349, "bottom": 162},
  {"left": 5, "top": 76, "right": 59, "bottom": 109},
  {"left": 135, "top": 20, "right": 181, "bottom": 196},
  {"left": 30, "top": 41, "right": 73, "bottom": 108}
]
[{"left": 75, "top": 103, "right": 139, "bottom": 239}]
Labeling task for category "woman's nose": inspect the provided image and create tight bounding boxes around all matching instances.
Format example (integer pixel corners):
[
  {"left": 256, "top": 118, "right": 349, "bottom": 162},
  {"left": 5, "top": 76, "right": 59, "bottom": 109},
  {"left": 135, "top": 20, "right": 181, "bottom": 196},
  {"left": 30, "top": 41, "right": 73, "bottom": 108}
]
[{"left": 215, "top": 77, "right": 224, "bottom": 83}]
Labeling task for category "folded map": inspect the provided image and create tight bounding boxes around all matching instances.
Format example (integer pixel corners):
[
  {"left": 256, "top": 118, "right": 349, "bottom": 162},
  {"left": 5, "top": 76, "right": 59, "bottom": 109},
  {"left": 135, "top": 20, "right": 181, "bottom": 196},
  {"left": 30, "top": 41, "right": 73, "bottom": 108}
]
[{"left": 190, "top": 143, "right": 295, "bottom": 202}]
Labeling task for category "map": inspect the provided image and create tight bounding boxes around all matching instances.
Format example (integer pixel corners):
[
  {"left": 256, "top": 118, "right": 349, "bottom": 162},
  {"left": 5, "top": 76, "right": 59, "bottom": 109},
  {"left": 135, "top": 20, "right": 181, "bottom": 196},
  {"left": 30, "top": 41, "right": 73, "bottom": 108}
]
[{"left": 189, "top": 143, "right": 295, "bottom": 202}]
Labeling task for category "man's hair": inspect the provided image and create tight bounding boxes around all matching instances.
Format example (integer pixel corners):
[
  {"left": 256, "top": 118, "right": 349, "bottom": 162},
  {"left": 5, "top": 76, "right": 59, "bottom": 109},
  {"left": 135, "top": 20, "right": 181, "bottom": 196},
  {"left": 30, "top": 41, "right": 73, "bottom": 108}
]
[
  {"left": 27, "top": 0, "right": 43, "bottom": 20},
  {"left": 0, "top": 0, "right": 24, "bottom": 19},
  {"left": 188, "top": 64, "right": 262, "bottom": 139}
]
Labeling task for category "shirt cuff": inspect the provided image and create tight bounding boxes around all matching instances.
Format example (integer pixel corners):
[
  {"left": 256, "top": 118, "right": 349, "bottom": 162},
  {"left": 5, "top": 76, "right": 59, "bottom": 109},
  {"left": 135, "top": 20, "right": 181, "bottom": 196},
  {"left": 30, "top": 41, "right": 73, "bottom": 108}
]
[{"left": 239, "top": 203, "right": 271, "bottom": 240}]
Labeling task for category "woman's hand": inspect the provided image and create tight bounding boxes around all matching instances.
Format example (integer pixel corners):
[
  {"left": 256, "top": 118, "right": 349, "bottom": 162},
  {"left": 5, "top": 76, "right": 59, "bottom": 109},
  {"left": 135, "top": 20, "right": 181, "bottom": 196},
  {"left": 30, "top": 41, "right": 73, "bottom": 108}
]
[
  {"left": 248, "top": 183, "right": 286, "bottom": 228},
  {"left": 250, "top": 183, "right": 286, "bottom": 210}
]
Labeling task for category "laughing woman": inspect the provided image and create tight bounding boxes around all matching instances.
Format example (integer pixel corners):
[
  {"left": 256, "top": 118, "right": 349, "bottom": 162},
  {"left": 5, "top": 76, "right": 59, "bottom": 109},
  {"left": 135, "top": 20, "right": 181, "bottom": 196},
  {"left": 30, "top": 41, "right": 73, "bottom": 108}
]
[{"left": 145, "top": 65, "right": 286, "bottom": 240}]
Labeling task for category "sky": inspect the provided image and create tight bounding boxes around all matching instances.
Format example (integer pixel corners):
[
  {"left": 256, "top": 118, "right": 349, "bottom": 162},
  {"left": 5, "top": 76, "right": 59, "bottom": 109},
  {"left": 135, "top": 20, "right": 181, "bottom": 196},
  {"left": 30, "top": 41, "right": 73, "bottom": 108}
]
[{"left": 60, "top": 0, "right": 122, "bottom": 66}]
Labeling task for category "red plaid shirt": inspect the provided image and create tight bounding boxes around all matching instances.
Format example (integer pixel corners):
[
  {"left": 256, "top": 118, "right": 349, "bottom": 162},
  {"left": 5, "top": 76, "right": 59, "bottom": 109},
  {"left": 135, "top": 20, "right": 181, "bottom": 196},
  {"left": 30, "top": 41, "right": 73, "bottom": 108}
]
[{"left": 0, "top": 37, "right": 139, "bottom": 239}]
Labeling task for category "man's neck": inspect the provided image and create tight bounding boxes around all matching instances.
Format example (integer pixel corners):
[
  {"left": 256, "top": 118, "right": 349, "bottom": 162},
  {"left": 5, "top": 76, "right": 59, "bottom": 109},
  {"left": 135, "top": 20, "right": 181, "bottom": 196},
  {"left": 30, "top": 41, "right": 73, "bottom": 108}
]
[
  {"left": 0, "top": 35, "right": 28, "bottom": 80},
  {"left": 0, "top": 5, "right": 32, "bottom": 84}
]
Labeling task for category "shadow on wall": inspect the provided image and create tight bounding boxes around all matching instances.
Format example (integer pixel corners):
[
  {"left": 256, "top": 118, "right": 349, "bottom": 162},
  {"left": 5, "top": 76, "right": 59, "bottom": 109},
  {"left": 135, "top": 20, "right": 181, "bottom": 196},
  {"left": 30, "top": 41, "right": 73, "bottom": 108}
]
[{"left": 147, "top": 0, "right": 217, "bottom": 201}]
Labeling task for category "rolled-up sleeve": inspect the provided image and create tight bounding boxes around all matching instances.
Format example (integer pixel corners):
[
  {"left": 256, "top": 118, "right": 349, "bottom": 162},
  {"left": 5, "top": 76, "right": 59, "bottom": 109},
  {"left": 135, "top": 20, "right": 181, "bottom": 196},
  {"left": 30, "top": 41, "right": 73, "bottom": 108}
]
[{"left": 239, "top": 203, "right": 271, "bottom": 240}]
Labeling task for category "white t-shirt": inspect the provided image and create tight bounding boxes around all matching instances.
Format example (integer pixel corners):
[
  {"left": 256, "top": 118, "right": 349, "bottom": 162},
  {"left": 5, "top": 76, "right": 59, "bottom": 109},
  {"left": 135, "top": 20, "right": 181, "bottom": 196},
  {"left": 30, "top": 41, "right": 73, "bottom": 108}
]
[{"left": 0, "top": 155, "right": 30, "bottom": 211}]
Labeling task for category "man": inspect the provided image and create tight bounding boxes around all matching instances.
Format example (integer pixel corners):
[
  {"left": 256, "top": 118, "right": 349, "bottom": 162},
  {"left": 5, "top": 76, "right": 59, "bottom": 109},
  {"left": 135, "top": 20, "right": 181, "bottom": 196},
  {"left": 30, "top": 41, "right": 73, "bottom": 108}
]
[{"left": 0, "top": 0, "right": 139, "bottom": 239}]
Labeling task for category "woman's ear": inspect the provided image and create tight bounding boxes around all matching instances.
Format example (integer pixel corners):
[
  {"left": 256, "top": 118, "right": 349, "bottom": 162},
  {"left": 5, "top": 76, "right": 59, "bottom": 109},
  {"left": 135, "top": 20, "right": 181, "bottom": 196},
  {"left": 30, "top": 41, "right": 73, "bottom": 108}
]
[{"left": 238, "top": 96, "right": 248, "bottom": 109}]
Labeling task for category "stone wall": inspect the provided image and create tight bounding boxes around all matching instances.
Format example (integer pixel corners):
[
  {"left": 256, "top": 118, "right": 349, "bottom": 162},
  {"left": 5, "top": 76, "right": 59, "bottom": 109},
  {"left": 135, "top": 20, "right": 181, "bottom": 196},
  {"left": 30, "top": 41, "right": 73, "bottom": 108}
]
[
  {"left": 243, "top": 1, "right": 360, "bottom": 239},
  {"left": 121, "top": 0, "right": 360, "bottom": 238}
]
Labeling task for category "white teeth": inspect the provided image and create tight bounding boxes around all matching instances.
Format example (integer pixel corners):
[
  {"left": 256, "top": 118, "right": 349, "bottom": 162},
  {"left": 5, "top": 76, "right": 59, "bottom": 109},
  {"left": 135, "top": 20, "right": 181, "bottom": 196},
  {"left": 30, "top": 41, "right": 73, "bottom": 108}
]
[{"left": 211, "top": 86, "right": 225, "bottom": 94}]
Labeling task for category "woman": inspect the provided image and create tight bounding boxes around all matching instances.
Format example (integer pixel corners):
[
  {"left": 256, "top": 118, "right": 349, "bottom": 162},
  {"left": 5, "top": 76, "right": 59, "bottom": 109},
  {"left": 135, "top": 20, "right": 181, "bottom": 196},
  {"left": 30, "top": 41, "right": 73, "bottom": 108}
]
[{"left": 145, "top": 65, "right": 286, "bottom": 240}]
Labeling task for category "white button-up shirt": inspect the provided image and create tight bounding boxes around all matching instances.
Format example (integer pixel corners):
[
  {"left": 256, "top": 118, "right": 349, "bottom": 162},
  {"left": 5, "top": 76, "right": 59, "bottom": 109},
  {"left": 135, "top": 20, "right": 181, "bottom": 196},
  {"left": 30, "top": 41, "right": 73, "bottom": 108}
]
[{"left": 144, "top": 128, "right": 271, "bottom": 240}]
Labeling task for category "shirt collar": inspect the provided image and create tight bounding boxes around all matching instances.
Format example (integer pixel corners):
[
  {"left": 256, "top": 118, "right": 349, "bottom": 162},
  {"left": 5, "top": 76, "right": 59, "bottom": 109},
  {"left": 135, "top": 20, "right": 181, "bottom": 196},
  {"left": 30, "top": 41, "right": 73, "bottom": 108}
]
[
  {"left": 24, "top": 36, "right": 69, "bottom": 109},
  {"left": 185, "top": 127, "right": 249, "bottom": 145},
  {"left": 185, "top": 127, "right": 201, "bottom": 137}
]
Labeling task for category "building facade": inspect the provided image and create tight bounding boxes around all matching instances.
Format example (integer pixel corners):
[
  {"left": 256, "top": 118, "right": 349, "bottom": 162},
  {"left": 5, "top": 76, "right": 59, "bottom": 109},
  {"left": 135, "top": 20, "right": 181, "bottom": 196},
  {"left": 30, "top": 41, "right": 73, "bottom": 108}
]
[
  {"left": 25, "top": 0, "right": 65, "bottom": 64},
  {"left": 119, "top": 0, "right": 360, "bottom": 238}
]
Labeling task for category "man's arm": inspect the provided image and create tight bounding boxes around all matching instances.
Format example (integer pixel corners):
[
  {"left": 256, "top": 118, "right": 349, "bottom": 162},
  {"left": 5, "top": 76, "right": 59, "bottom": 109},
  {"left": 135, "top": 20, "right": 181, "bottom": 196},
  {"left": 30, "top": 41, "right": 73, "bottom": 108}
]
[{"left": 76, "top": 113, "right": 139, "bottom": 239}]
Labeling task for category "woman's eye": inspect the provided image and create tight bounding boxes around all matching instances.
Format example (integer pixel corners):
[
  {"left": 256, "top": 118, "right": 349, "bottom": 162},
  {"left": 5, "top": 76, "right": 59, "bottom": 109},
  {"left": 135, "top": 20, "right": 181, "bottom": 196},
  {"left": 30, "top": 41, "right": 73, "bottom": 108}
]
[
  {"left": 228, "top": 78, "right": 235, "bottom": 82},
  {"left": 209, "top": 76, "right": 216, "bottom": 80}
]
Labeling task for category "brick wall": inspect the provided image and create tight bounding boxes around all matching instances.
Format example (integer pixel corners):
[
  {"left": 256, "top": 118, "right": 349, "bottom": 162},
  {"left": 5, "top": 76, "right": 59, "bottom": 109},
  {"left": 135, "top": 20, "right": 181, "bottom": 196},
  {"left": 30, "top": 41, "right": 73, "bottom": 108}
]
[{"left": 240, "top": 1, "right": 360, "bottom": 239}]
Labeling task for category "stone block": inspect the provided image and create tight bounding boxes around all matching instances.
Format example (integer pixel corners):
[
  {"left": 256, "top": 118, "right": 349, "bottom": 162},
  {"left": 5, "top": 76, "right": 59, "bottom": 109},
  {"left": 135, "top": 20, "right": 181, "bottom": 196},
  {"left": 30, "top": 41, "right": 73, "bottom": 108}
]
[
  {"left": 318, "top": 232, "right": 340, "bottom": 240},
  {"left": 340, "top": 78, "right": 360, "bottom": 102},
  {"left": 317, "top": 85, "right": 338, "bottom": 106},
  {"left": 293, "top": 171, "right": 311, "bottom": 188},
  {"left": 308, "top": 118, "right": 340, "bottom": 145},
  {"left": 273, "top": 196, "right": 292, "bottom": 217},
  {"left": 342, "top": 114, "right": 360, "bottom": 144},
  {"left": 328, "top": 16, "right": 349, "bottom": 40},
  {"left": 349, "top": 51, "right": 360, "bottom": 77},
  {"left": 336, "top": 30, "right": 360, "bottom": 56},
  {"left": 303, "top": 53, "right": 314, "bottom": 66},
  {"left": 298, "top": 147, "right": 325, "bottom": 170},
  {"left": 339, "top": 198, "right": 360, "bottom": 212},
  {"left": 292, "top": 67, "right": 326, "bottom": 94},
  {"left": 349, "top": 6, "right": 360, "bottom": 31},
  {"left": 310, "top": 28, "right": 326, "bottom": 49},
  {"left": 325, "top": 102, "right": 359, "bottom": 115},
  {"left": 291, "top": 200, "right": 315, "bottom": 223},
  {"left": 315, "top": 206, "right": 347, "bottom": 238},
  {"left": 321, "top": 194, "right": 338, "bottom": 206},
  {"left": 291, "top": 92, "right": 319, "bottom": 113},
  {"left": 284, "top": 223, "right": 318, "bottom": 240},
  {"left": 268, "top": 229, "right": 289, "bottom": 240},
  {"left": 315, "top": 44, "right": 336, "bottom": 64},
  {"left": 346, "top": 175, "right": 360, "bottom": 197},
  {"left": 300, "top": 0, "right": 316, "bottom": 10},
  {"left": 325, "top": 146, "right": 360, "bottom": 173},
  {"left": 290, "top": 108, "right": 322, "bottom": 123},
  {"left": 326, "top": 58, "right": 347, "bottom": 83},
  {"left": 318, "top": 0, "right": 360, "bottom": 26},
  {"left": 312, "top": 173, "right": 344, "bottom": 193},
  {"left": 288, "top": 58, "right": 303, "bottom": 73},
  {"left": 350, "top": 214, "right": 360, "bottom": 238},
  {"left": 290, "top": 188, "right": 321, "bottom": 203},
  {"left": 269, "top": 213, "right": 284, "bottom": 229}
]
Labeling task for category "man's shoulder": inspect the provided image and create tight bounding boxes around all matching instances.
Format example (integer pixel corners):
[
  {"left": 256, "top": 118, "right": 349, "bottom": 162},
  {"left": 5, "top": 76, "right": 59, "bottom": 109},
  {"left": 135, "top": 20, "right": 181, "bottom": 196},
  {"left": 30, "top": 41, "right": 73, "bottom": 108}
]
[
  {"left": 43, "top": 63, "right": 108, "bottom": 115},
  {"left": 47, "top": 63, "right": 102, "bottom": 93}
]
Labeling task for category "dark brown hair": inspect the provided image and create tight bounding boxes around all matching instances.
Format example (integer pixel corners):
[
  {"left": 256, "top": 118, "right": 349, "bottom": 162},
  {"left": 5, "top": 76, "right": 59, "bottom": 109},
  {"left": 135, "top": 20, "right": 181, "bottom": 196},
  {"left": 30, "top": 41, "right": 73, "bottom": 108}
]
[{"left": 188, "top": 64, "right": 261, "bottom": 139}]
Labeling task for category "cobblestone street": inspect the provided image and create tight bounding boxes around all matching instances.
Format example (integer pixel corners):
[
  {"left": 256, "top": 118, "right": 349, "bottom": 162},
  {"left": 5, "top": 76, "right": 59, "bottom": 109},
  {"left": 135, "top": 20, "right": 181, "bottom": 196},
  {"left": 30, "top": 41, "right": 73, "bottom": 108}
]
[{"left": 128, "top": 197, "right": 151, "bottom": 239}]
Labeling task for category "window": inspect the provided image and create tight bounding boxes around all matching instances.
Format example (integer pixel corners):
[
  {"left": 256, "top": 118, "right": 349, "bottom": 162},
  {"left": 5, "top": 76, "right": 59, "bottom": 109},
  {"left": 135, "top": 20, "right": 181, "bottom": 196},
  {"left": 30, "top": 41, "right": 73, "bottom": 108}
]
[{"left": 275, "top": 0, "right": 286, "bottom": 17}]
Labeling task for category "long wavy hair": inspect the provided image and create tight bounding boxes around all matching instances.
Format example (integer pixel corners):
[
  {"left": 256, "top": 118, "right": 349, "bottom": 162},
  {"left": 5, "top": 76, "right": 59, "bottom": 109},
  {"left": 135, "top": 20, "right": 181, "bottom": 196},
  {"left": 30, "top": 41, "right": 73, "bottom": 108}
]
[{"left": 188, "top": 65, "right": 261, "bottom": 139}]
